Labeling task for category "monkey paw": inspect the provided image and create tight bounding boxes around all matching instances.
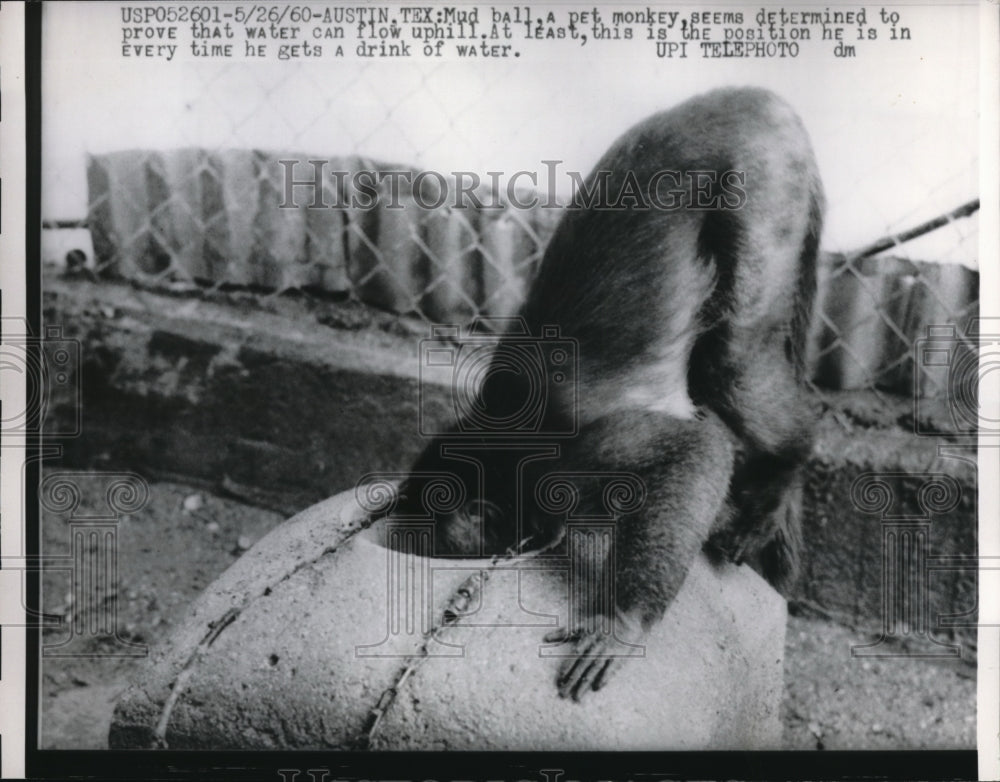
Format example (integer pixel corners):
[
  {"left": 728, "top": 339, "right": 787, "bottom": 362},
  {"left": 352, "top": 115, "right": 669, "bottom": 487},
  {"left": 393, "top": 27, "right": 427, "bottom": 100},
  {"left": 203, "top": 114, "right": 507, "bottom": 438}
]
[{"left": 544, "top": 614, "right": 647, "bottom": 702}]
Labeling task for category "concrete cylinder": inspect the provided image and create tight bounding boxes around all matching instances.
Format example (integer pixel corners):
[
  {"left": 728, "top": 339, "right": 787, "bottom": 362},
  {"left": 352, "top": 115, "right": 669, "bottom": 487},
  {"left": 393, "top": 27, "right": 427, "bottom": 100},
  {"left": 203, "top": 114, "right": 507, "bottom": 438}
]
[{"left": 109, "top": 488, "right": 787, "bottom": 750}]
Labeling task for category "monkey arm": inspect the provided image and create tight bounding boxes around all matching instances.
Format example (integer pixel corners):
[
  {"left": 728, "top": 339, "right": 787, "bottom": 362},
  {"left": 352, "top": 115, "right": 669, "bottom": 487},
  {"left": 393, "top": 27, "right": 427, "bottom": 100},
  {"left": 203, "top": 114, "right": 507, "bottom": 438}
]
[{"left": 548, "top": 407, "right": 737, "bottom": 700}]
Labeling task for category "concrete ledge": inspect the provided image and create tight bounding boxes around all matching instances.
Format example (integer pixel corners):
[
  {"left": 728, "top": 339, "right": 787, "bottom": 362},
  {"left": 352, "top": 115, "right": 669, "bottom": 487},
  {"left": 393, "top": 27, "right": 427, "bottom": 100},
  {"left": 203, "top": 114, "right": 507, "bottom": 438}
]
[
  {"left": 109, "top": 488, "right": 786, "bottom": 750},
  {"left": 43, "top": 272, "right": 441, "bottom": 513},
  {"left": 802, "top": 407, "right": 977, "bottom": 646}
]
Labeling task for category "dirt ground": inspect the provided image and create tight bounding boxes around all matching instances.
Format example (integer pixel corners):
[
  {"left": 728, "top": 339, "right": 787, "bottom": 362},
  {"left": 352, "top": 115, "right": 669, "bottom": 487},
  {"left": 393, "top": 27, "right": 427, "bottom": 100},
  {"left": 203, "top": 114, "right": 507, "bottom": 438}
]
[{"left": 39, "top": 473, "right": 976, "bottom": 750}]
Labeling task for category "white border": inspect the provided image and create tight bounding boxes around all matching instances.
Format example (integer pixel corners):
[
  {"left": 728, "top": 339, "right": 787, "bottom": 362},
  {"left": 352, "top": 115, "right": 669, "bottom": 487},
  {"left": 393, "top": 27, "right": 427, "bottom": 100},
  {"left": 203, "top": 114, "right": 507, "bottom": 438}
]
[
  {"left": 977, "top": 2, "right": 1000, "bottom": 779},
  {"left": 0, "top": 1, "right": 995, "bottom": 777},
  {"left": 0, "top": 2, "right": 29, "bottom": 779}
]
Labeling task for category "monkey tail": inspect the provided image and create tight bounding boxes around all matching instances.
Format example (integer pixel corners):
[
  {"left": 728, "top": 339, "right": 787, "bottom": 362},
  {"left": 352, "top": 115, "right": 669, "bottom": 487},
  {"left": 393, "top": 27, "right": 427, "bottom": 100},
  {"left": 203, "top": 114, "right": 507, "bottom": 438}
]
[{"left": 789, "top": 184, "right": 825, "bottom": 381}]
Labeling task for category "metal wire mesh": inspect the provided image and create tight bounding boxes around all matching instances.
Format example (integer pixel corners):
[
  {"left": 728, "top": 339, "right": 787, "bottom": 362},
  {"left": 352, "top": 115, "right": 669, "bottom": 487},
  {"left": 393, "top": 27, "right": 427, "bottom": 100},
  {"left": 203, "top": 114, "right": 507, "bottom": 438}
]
[{"left": 41, "top": 59, "right": 980, "bottom": 401}]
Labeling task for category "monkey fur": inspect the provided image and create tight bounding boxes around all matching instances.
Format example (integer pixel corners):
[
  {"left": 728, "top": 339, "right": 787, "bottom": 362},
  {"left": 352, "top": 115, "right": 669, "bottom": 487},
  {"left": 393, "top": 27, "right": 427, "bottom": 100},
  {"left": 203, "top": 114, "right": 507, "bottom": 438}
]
[{"left": 388, "top": 87, "right": 824, "bottom": 701}]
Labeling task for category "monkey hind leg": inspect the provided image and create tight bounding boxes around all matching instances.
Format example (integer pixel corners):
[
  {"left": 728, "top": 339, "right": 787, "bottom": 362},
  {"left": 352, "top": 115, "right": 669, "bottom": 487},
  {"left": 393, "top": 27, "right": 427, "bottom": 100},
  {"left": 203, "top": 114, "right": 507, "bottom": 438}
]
[
  {"left": 756, "top": 477, "right": 804, "bottom": 594},
  {"left": 698, "top": 189, "right": 820, "bottom": 592},
  {"left": 696, "top": 318, "right": 815, "bottom": 594},
  {"left": 708, "top": 456, "right": 806, "bottom": 595}
]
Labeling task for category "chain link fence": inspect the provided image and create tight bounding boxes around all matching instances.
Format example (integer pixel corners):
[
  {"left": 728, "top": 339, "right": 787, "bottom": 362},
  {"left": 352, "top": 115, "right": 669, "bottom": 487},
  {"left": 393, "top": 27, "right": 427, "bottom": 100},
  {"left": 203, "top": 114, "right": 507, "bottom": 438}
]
[
  {"left": 42, "top": 58, "right": 980, "bottom": 402},
  {"left": 77, "top": 149, "right": 560, "bottom": 325}
]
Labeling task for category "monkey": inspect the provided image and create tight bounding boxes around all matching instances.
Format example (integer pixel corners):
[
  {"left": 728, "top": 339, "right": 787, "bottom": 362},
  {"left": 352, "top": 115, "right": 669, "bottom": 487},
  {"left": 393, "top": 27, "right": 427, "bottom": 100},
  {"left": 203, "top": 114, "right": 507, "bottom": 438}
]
[{"left": 385, "top": 87, "right": 824, "bottom": 701}]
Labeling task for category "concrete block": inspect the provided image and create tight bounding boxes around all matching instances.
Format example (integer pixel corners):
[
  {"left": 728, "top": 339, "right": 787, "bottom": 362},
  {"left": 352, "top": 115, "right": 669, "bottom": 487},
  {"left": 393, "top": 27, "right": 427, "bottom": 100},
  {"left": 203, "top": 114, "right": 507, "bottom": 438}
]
[
  {"left": 109, "top": 488, "right": 787, "bottom": 750},
  {"left": 42, "top": 274, "right": 445, "bottom": 513}
]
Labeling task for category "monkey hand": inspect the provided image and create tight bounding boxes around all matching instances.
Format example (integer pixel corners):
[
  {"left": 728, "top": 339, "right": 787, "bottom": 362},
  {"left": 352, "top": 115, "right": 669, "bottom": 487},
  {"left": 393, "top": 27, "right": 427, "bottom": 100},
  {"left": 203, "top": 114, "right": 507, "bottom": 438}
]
[{"left": 543, "top": 610, "right": 647, "bottom": 702}]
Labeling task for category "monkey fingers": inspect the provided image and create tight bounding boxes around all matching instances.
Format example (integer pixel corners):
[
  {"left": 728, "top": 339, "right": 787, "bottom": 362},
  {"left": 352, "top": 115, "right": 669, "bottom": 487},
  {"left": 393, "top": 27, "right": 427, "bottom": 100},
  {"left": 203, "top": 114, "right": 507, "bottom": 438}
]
[
  {"left": 542, "top": 626, "right": 580, "bottom": 645},
  {"left": 554, "top": 629, "right": 622, "bottom": 701},
  {"left": 545, "top": 624, "right": 628, "bottom": 701}
]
